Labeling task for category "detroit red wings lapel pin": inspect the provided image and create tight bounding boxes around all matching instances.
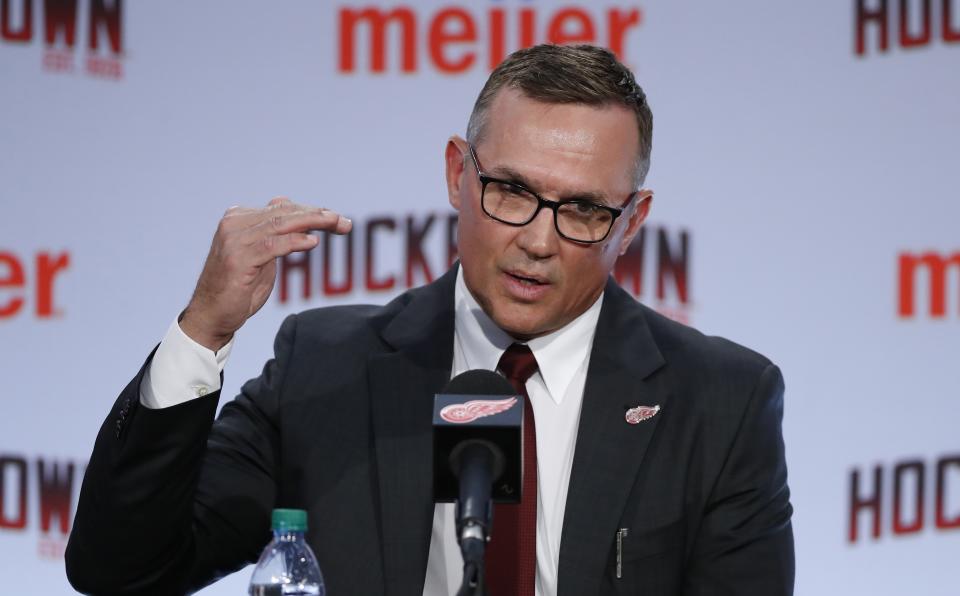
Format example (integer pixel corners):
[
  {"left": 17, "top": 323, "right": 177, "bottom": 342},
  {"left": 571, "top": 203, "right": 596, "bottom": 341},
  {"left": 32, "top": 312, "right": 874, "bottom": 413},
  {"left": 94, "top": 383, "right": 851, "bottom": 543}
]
[{"left": 625, "top": 404, "right": 660, "bottom": 425}]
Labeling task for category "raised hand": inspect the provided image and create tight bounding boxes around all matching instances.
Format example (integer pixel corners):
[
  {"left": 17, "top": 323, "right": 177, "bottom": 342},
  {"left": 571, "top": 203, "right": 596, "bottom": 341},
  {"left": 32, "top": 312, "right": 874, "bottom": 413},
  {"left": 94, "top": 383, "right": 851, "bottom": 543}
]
[{"left": 179, "top": 197, "right": 352, "bottom": 351}]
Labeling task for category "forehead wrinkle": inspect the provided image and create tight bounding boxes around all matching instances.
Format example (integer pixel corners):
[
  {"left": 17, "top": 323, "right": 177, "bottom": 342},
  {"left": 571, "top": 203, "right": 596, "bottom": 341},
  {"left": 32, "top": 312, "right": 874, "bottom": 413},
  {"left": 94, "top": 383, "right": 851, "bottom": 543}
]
[
  {"left": 484, "top": 161, "right": 613, "bottom": 205},
  {"left": 480, "top": 130, "right": 613, "bottom": 203},
  {"left": 507, "top": 128, "right": 632, "bottom": 200},
  {"left": 480, "top": 91, "right": 636, "bottom": 203}
]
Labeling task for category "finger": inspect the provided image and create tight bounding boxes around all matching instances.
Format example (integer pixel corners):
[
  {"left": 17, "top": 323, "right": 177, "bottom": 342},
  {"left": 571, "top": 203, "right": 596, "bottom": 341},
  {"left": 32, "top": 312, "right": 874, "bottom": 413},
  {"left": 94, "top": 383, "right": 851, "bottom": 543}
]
[
  {"left": 219, "top": 201, "right": 299, "bottom": 232},
  {"left": 333, "top": 213, "right": 352, "bottom": 234},
  {"left": 240, "top": 208, "right": 350, "bottom": 244},
  {"left": 229, "top": 202, "right": 323, "bottom": 228},
  {"left": 225, "top": 198, "right": 293, "bottom": 217},
  {"left": 248, "top": 232, "right": 319, "bottom": 266},
  {"left": 223, "top": 205, "right": 257, "bottom": 218}
]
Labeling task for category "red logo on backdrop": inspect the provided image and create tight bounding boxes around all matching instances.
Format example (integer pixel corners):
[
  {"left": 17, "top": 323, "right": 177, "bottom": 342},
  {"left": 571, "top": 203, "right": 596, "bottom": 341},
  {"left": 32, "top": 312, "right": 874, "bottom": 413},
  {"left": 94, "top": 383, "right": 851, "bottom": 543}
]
[
  {"left": 848, "top": 454, "right": 960, "bottom": 543},
  {"left": 275, "top": 211, "right": 692, "bottom": 324},
  {"left": 0, "top": 454, "right": 84, "bottom": 559},
  {"left": 0, "top": 250, "right": 70, "bottom": 320},
  {"left": 898, "top": 251, "right": 960, "bottom": 318},
  {"left": 277, "top": 210, "right": 459, "bottom": 303},
  {"left": 337, "top": 2, "right": 643, "bottom": 74},
  {"left": 0, "top": 0, "right": 125, "bottom": 79},
  {"left": 613, "top": 224, "right": 691, "bottom": 324},
  {"left": 854, "top": 0, "right": 960, "bottom": 56},
  {"left": 440, "top": 397, "right": 518, "bottom": 423}
]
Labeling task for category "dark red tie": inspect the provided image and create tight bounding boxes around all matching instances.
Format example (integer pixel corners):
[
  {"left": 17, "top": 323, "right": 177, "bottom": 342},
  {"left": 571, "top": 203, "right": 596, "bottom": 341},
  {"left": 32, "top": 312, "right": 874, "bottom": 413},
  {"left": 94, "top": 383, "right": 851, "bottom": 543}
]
[{"left": 486, "top": 343, "right": 539, "bottom": 596}]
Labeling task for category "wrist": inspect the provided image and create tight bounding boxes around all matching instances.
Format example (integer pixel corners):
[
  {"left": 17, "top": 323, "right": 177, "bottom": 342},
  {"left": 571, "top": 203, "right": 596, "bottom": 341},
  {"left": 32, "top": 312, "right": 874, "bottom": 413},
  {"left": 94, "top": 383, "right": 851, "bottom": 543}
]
[{"left": 179, "top": 307, "right": 234, "bottom": 352}]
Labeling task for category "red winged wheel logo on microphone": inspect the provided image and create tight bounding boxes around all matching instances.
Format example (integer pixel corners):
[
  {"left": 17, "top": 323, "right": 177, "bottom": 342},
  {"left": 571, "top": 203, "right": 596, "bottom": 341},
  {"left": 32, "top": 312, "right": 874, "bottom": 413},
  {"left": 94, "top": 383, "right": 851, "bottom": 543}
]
[{"left": 440, "top": 397, "right": 518, "bottom": 424}]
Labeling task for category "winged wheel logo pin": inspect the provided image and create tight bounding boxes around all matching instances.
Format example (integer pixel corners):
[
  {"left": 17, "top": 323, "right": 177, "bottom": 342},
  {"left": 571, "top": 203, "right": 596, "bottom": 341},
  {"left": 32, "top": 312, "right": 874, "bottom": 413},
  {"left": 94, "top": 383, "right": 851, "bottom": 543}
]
[
  {"left": 625, "top": 404, "right": 660, "bottom": 425},
  {"left": 440, "top": 397, "right": 518, "bottom": 424}
]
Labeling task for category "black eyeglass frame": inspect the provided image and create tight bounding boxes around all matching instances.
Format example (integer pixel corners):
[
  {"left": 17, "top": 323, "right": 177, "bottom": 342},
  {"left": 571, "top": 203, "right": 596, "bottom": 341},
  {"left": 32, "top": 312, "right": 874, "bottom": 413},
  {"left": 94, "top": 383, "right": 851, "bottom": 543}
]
[{"left": 467, "top": 143, "right": 637, "bottom": 244}]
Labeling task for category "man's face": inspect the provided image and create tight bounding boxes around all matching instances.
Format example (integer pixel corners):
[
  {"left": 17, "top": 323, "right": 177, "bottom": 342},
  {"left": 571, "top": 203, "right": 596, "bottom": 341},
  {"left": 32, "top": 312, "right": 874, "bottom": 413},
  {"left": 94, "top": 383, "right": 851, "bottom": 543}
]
[{"left": 445, "top": 88, "right": 652, "bottom": 340}]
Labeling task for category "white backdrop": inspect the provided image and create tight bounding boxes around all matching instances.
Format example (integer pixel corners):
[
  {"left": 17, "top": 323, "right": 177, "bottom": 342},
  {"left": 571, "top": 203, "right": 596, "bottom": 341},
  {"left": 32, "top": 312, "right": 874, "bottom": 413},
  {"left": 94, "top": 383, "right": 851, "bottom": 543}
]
[{"left": 2, "top": 1, "right": 959, "bottom": 594}]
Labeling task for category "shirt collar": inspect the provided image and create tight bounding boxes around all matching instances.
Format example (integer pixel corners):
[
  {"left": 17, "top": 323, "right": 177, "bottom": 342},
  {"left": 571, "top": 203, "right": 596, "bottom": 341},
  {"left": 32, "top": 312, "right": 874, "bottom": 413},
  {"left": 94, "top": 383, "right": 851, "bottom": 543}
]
[{"left": 454, "top": 267, "right": 602, "bottom": 405}]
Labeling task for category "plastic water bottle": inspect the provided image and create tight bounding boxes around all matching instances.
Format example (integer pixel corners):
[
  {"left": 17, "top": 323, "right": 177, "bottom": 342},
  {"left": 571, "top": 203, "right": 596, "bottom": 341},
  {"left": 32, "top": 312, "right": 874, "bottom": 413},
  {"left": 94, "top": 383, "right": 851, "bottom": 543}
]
[{"left": 248, "top": 509, "right": 326, "bottom": 596}]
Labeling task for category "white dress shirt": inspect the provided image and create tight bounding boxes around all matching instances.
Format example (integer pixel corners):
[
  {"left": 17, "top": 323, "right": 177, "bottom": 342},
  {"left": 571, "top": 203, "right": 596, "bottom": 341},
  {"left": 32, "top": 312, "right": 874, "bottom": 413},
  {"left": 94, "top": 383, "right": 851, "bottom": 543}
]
[{"left": 140, "top": 269, "right": 602, "bottom": 596}]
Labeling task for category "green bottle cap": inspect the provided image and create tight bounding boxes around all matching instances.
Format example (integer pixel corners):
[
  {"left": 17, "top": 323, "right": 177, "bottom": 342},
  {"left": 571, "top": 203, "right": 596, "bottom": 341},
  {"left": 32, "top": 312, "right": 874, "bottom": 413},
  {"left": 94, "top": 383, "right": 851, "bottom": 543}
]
[{"left": 271, "top": 508, "right": 308, "bottom": 532}]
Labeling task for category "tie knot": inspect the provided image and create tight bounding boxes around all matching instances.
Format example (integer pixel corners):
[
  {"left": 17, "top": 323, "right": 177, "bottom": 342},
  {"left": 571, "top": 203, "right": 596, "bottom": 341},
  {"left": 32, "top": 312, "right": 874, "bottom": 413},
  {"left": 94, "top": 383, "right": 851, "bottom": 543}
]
[{"left": 497, "top": 343, "right": 539, "bottom": 389}]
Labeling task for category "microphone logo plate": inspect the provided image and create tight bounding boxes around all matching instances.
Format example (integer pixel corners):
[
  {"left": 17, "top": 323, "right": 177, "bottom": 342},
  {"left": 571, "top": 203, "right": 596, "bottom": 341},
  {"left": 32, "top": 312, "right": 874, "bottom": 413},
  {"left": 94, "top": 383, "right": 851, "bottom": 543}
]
[{"left": 439, "top": 397, "right": 518, "bottom": 424}]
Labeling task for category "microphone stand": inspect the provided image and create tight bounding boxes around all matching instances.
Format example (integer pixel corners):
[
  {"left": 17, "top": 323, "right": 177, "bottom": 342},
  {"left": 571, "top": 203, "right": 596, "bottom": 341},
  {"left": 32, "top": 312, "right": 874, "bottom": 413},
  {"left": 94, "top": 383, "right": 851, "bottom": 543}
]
[
  {"left": 455, "top": 500, "right": 490, "bottom": 596},
  {"left": 452, "top": 440, "right": 502, "bottom": 596}
]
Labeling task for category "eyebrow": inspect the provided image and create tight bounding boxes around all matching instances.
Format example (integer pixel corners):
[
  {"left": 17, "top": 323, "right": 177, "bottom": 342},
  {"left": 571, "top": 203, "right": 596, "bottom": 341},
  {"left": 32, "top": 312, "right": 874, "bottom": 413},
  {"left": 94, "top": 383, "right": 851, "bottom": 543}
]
[{"left": 485, "top": 164, "right": 613, "bottom": 205}]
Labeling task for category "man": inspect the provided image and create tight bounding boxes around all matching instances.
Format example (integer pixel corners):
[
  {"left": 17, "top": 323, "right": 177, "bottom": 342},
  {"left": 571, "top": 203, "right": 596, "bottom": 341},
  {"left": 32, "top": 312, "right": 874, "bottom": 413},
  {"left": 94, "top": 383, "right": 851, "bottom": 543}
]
[{"left": 66, "top": 45, "right": 794, "bottom": 595}]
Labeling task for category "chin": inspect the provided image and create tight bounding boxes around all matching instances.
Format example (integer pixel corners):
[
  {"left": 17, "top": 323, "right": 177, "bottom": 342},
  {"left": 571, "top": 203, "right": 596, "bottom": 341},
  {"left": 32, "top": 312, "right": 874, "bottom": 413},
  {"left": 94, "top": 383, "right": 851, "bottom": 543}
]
[
  {"left": 492, "top": 311, "right": 548, "bottom": 341},
  {"left": 478, "top": 287, "right": 553, "bottom": 339}
]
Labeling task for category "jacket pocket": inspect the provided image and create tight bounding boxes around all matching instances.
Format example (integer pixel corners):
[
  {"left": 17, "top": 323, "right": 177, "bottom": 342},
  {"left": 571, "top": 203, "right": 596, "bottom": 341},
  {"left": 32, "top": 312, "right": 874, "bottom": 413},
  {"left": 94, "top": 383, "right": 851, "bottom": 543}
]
[
  {"left": 618, "top": 517, "right": 684, "bottom": 562},
  {"left": 603, "top": 519, "right": 685, "bottom": 595}
]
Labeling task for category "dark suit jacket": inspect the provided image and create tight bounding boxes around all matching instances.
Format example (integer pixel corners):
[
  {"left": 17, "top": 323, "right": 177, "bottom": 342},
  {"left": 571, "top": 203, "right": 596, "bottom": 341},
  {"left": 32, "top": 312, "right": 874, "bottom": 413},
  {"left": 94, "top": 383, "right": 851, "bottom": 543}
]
[{"left": 66, "top": 265, "right": 794, "bottom": 595}]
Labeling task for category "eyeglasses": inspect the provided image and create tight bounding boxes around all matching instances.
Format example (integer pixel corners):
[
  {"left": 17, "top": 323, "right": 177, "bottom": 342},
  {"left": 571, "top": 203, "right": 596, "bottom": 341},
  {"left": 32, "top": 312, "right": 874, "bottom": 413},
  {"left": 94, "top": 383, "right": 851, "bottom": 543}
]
[{"left": 467, "top": 143, "right": 635, "bottom": 244}]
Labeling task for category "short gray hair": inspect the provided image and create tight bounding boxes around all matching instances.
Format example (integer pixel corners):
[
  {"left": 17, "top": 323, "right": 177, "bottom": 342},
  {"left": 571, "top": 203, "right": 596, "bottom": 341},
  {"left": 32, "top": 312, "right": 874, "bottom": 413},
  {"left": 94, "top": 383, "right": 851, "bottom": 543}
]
[{"left": 467, "top": 44, "right": 653, "bottom": 187}]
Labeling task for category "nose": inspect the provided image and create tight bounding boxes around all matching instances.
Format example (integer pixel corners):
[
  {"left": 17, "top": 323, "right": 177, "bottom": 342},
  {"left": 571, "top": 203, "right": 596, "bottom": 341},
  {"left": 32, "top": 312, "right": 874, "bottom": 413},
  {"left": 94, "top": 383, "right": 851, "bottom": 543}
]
[{"left": 514, "top": 205, "right": 559, "bottom": 260}]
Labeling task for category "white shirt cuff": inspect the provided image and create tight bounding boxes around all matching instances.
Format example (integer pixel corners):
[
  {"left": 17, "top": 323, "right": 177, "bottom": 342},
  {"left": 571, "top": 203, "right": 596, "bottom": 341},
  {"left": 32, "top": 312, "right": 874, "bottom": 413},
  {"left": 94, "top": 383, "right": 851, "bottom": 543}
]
[{"left": 139, "top": 318, "right": 234, "bottom": 409}]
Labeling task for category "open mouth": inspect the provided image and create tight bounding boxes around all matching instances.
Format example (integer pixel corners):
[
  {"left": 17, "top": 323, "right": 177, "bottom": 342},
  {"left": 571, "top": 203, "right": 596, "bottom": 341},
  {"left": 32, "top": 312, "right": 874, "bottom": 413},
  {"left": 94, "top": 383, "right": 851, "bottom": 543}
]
[{"left": 507, "top": 271, "right": 547, "bottom": 286}]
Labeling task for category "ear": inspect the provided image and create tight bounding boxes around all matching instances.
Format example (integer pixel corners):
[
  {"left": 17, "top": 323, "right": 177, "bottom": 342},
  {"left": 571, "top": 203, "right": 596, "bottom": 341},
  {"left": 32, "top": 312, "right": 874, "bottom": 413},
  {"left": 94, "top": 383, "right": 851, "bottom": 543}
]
[
  {"left": 618, "top": 189, "right": 653, "bottom": 256},
  {"left": 445, "top": 136, "right": 469, "bottom": 210}
]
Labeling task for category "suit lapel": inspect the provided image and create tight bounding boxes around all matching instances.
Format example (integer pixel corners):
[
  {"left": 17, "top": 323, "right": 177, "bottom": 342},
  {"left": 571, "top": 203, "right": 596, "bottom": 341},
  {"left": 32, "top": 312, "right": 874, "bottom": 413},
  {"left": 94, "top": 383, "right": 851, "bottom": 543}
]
[
  {"left": 557, "top": 279, "right": 668, "bottom": 595},
  {"left": 369, "top": 267, "right": 457, "bottom": 596}
]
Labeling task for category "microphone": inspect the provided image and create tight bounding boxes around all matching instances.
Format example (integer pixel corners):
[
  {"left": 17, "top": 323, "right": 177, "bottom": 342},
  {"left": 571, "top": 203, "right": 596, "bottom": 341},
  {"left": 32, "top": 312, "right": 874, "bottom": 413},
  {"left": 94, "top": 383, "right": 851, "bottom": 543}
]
[{"left": 433, "top": 370, "right": 524, "bottom": 593}]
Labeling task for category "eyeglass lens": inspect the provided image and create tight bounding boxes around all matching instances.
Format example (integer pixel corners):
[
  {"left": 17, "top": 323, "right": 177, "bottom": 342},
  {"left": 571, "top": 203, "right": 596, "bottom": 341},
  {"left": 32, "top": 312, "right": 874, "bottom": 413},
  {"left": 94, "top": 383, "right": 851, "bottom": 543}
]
[{"left": 482, "top": 180, "right": 614, "bottom": 242}]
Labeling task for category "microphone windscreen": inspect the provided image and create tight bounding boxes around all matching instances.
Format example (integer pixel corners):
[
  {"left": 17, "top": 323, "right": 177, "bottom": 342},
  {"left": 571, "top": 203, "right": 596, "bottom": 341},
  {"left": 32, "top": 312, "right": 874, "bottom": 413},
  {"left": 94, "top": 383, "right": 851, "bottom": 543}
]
[{"left": 440, "top": 369, "right": 514, "bottom": 396}]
